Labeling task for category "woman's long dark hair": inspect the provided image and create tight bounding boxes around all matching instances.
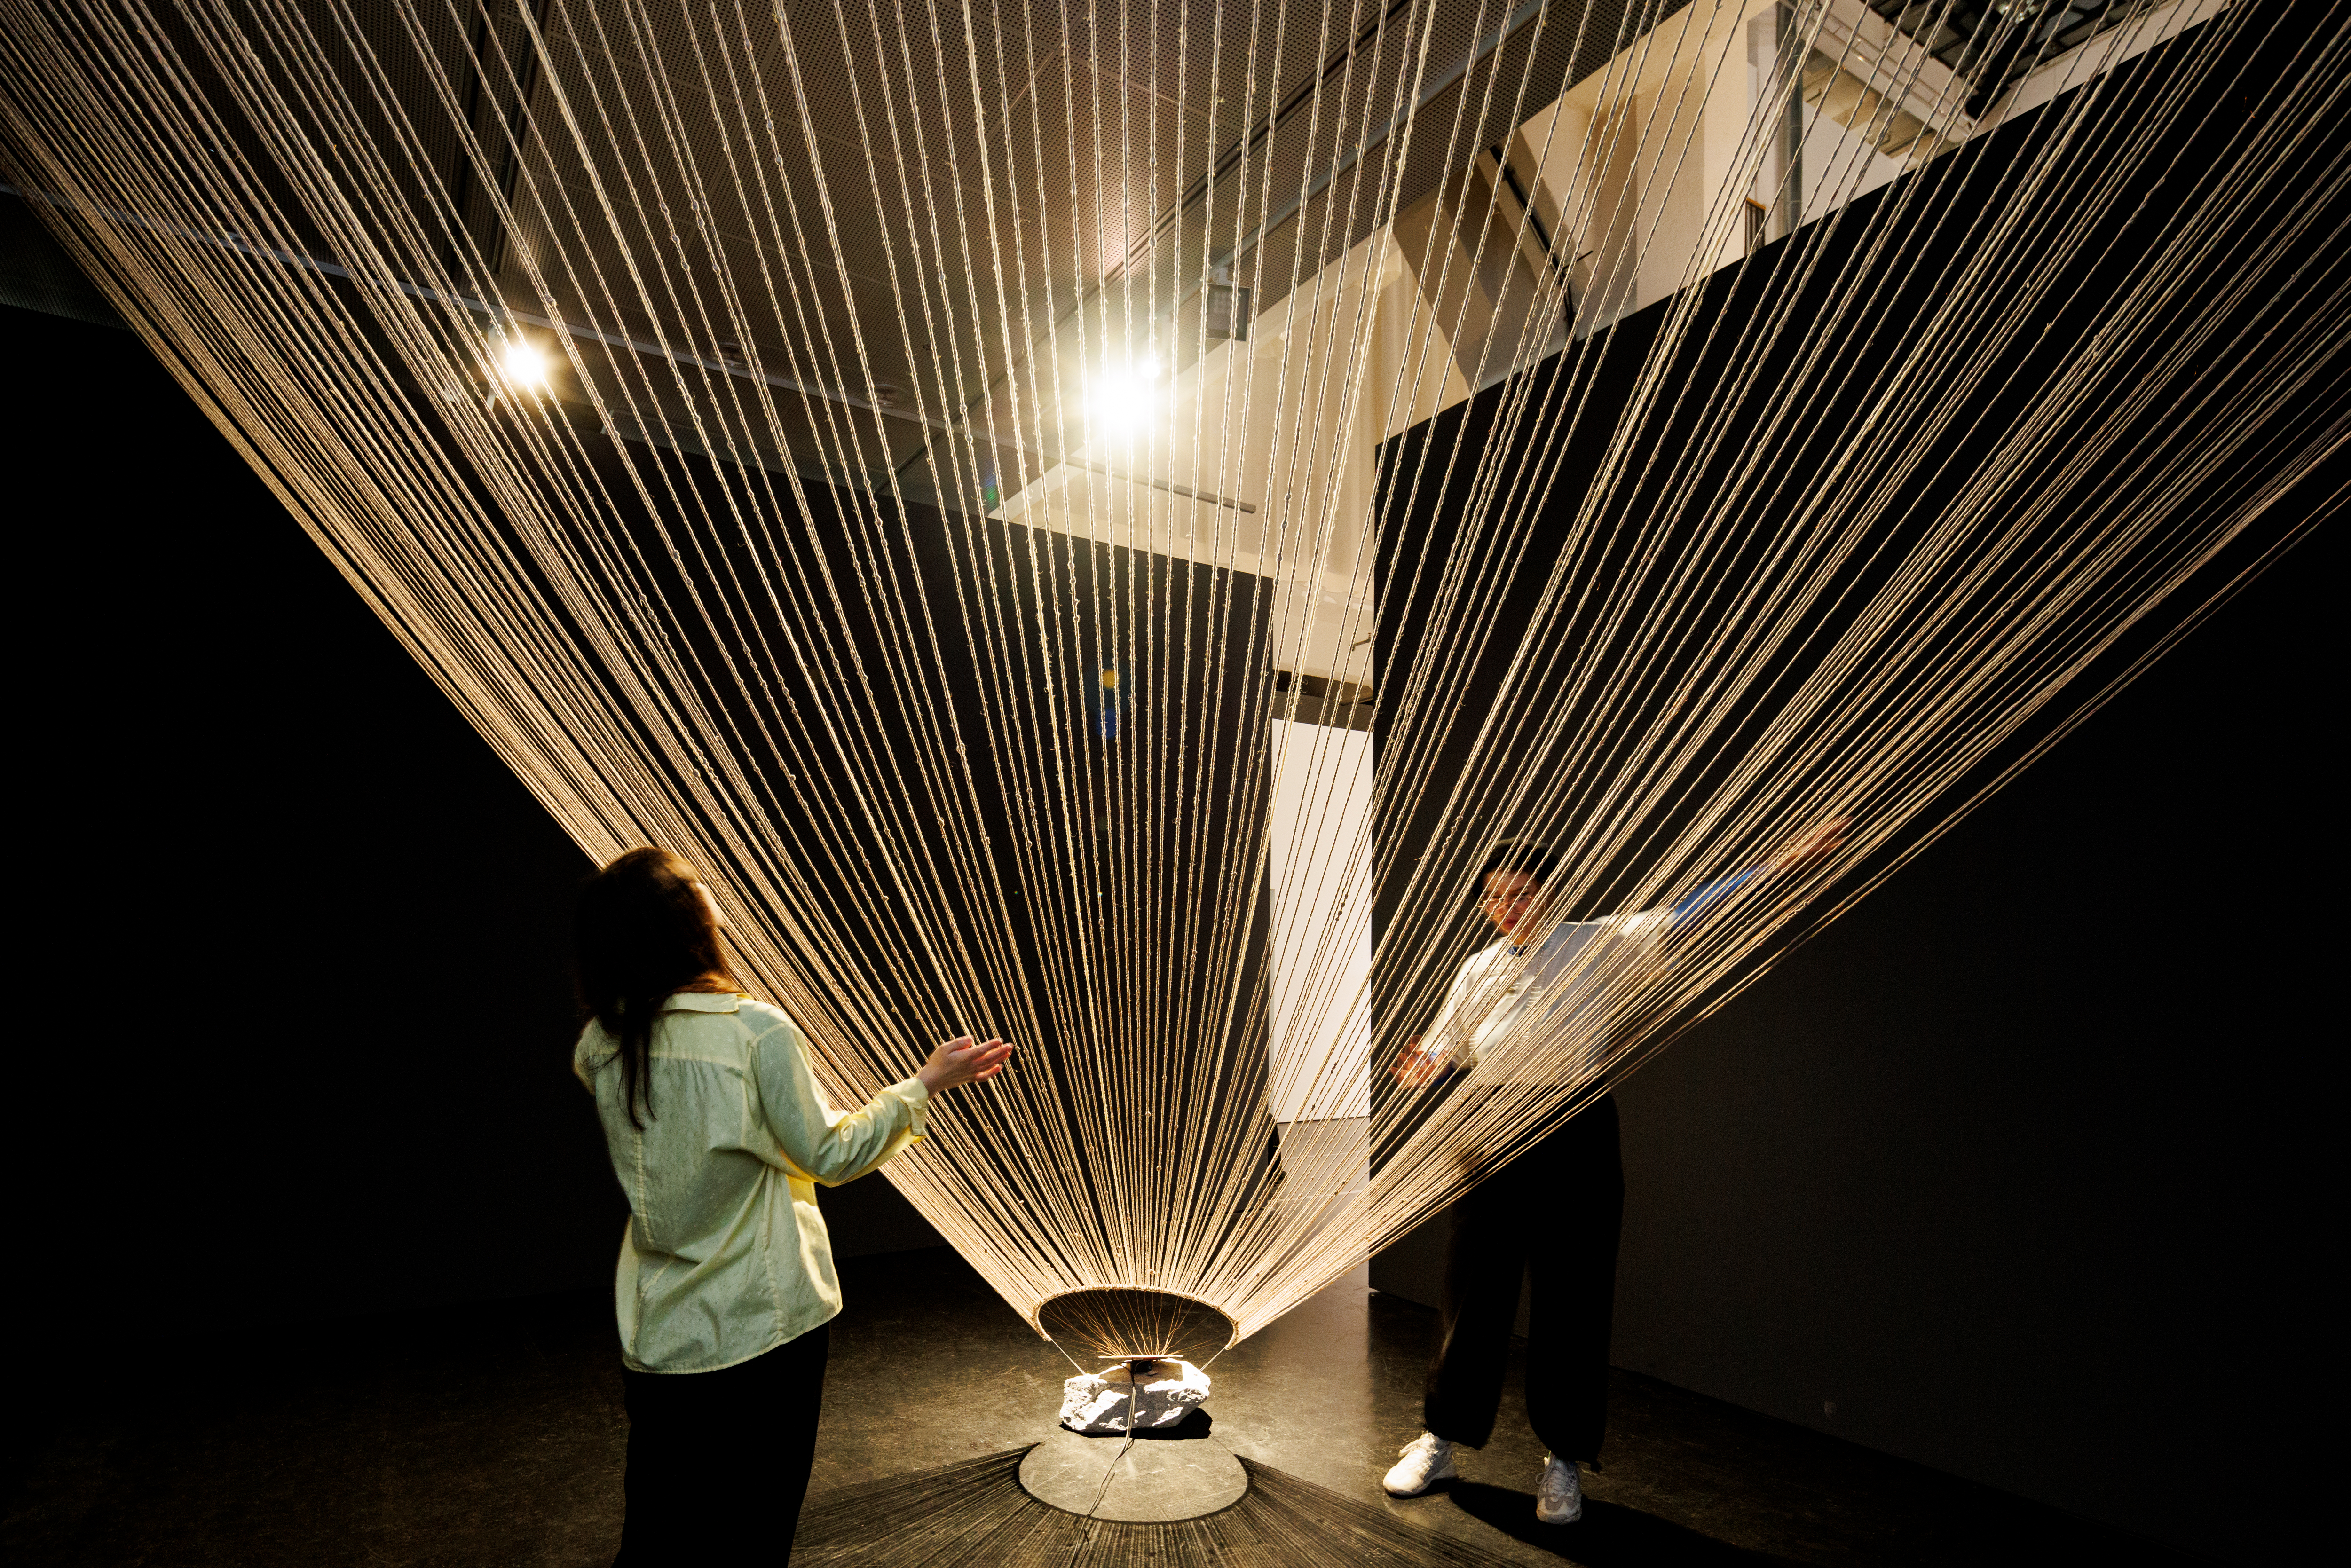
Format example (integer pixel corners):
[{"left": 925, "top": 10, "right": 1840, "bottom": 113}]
[{"left": 576, "top": 847, "right": 735, "bottom": 1128}]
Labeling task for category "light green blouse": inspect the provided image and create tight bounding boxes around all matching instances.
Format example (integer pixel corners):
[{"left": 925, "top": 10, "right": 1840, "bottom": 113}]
[{"left": 573, "top": 992, "right": 930, "bottom": 1373}]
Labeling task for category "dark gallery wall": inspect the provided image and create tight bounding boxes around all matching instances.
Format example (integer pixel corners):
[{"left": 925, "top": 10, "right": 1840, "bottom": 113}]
[
  {"left": 1607, "top": 512, "right": 2335, "bottom": 1565},
  {"left": 4, "top": 299, "right": 613, "bottom": 1333},
  {"left": 0, "top": 296, "right": 946, "bottom": 1367}
]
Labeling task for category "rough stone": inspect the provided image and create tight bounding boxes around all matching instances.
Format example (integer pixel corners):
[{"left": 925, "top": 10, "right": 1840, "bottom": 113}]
[{"left": 1057, "top": 1359, "right": 1211, "bottom": 1433}]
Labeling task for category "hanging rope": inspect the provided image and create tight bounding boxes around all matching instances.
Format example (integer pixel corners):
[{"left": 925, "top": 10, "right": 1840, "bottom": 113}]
[{"left": 1, "top": 0, "right": 2340, "bottom": 1354}]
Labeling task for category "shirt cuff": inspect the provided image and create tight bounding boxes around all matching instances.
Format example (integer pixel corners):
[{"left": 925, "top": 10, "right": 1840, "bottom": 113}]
[
  {"left": 1668, "top": 866, "right": 1764, "bottom": 928},
  {"left": 885, "top": 1075, "right": 931, "bottom": 1139}
]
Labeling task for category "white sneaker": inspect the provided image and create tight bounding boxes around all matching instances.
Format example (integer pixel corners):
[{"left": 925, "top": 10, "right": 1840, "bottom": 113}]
[
  {"left": 1382, "top": 1432, "right": 1458, "bottom": 1496},
  {"left": 1536, "top": 1454, "right": 1583, "bottom": 1524}
]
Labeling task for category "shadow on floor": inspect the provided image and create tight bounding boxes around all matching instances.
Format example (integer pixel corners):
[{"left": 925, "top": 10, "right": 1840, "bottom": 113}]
[
  {"left": 0, "top": 1253, "right": 2209, "bottom": 1567},
  {"left": 796, "top": 1449, "right": 1547, "bottom": 1567},
  {"left": 1130, "top": 1408, "right": 1215, "bottom": 1440},
  {"left": 1441, "top": 1483, "right": 1805, "bottom": 1566}
]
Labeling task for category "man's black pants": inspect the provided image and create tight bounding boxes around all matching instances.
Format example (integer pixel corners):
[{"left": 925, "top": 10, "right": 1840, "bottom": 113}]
[
  {"left": 614, "top": 1322, "right": 828, "bottom": 1564},
  {"left": 1424, "top": 1094, "right": 1622, "bottom": 1463}
]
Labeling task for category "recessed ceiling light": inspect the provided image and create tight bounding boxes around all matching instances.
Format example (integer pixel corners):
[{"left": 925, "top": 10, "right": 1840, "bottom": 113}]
[
  {"left": 501, "top": 338, "right": 549, "bottom": 389},
  {"left": 1088, "top": 356, "right": 1161, "bottom": 440}
]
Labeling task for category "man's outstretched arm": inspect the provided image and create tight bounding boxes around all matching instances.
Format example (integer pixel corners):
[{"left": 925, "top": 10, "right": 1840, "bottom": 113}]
[{"left": 1666, "top": 816, "right": 1851, "bottom": 931}]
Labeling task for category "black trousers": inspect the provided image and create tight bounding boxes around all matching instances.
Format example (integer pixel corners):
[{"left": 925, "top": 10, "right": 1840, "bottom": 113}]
[
  {"left": 614, "top": 1322, "right": 829, "bottom": 1565},
  {"left": 1424, "top": 1094, "right": 1623, "bottom": 1463}
]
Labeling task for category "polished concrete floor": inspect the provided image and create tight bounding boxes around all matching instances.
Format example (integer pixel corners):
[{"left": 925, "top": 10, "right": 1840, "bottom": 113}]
[{"left": 1, "top": 1248, "right": 2192, "bottom": 1566}]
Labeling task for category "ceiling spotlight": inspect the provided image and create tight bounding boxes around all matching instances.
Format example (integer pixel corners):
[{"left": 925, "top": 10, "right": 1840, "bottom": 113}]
[
  {"left": 500, "top": 337, "right": 549, "bottom": 390},
  {"left": 1088, "top": 356, "right": 1162, "bottom": 440}
]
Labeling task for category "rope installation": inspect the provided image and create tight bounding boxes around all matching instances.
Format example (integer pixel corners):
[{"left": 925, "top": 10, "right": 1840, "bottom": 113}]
[{"left": 2, "top": 0, "right": 2341, "bottom": 1359}]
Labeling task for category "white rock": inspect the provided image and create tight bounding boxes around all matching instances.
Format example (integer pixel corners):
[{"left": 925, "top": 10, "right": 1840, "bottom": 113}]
[{"left": 1058, "top": 1359, "right": 1211, "bottom": 1433}]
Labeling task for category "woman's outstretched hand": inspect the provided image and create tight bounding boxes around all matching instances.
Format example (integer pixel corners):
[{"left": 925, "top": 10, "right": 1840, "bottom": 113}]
[{"left": 917, "top": 1035, "right": 1014, "bottom": 1094}]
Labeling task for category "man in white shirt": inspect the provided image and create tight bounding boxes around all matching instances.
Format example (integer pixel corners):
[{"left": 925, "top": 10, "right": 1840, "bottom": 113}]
[{"left": 1381, "top": 820, "right": 1845, "bottom": 1524}]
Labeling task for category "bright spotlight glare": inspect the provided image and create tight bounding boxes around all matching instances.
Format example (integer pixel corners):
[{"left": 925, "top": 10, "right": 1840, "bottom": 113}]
[
  {"left": 1089, "top": 358, "right": 1161, "bottom": 438},
  {"left": 501, "top": 338, "right": 549, "bottom": 389}
]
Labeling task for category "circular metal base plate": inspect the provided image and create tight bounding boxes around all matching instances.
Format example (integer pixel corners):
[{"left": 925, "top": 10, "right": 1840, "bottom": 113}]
[{"left": 1018, "top": 1419, "right": 1248, "bottom": 1523}]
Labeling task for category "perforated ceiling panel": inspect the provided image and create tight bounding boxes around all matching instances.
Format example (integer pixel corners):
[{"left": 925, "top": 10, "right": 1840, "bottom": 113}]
[{"left": 144, "top": 1, "right": 1676, "bottom": 481}]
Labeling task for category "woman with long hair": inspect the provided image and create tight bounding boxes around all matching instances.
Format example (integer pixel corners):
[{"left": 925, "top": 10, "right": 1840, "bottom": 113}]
[{"left": 572, "top": 846, "right": 1011, "bottom": 1562}]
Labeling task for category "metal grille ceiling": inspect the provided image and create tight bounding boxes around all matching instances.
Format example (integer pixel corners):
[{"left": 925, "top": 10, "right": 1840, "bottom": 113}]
[
  {"left": 1869, "top": 0, "right": 2145, "bottom": 118},
  {"left": 194, "top": 0, "right": 1665, "bottom": 491},
  {"left": 11, "top": 2, "right": 2176, "bottom": 490}
]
